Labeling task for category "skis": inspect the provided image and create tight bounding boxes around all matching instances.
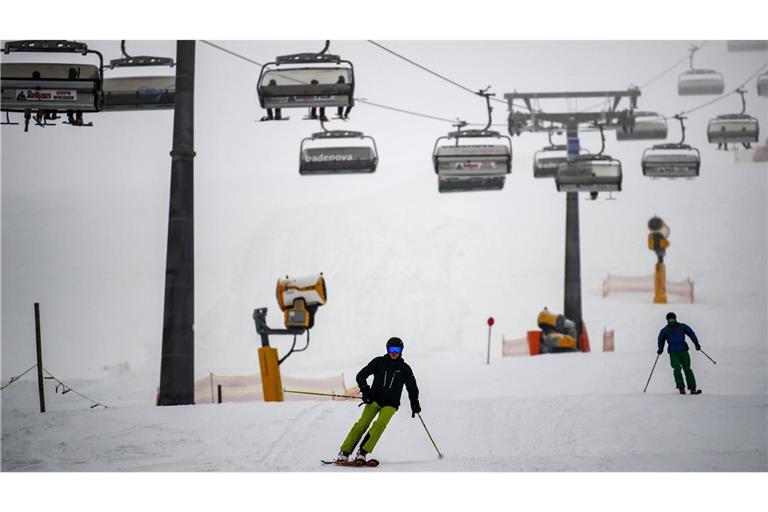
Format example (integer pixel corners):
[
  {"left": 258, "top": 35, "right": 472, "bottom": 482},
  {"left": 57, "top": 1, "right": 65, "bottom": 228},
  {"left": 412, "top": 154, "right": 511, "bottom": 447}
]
[{"left": 321, "top": 459, "right": 380, "bottom": 467}]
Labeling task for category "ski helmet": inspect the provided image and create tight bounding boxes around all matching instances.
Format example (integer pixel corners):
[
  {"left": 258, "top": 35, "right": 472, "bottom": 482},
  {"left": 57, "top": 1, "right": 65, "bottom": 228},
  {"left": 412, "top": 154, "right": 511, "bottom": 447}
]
[
  {"left": 386, "top": 337, "right": 404, "bottom": 350},
  {"left": 666, "top": 312, "right": 677, "bottom": 321}
]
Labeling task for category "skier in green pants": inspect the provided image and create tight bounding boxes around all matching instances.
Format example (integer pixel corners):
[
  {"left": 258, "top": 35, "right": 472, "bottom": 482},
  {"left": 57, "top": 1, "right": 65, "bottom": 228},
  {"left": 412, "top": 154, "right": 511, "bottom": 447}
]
[
  {"left": 657, "top": 312, "right": 703, "bottom": 394},
  {"left": 336, "top": 337, "right": 420, "bottom": 463}
]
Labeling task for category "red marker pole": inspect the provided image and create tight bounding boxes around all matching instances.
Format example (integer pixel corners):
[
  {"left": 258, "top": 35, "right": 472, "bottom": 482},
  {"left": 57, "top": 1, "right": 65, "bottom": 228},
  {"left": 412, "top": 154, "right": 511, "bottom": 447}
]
[{"left": 486, "top": 317, "right": 495, "bottom": 365}]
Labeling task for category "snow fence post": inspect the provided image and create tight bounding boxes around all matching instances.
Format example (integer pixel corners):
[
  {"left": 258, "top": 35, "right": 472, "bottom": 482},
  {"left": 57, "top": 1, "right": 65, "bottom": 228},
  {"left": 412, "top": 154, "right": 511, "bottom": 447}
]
[
  {"left": 486, "top": 317, "right": 495, "bottom": 365},
  {"left": 34, "top": 302, "right": 45, "bottom": 413}
]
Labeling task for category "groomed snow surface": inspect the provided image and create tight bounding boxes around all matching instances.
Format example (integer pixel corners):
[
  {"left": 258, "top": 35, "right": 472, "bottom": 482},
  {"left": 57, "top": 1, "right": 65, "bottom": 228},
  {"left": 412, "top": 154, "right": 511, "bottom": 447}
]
[{"left": 2, "top": 304, "right": 765, "bottom": 472}]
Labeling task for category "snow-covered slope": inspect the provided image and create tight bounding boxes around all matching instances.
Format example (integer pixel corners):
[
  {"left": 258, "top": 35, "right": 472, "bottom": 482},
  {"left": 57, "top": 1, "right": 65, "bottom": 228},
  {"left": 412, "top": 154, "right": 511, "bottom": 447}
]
[{"left": 3, "top": 296, "right": 765, "bottom": 472}]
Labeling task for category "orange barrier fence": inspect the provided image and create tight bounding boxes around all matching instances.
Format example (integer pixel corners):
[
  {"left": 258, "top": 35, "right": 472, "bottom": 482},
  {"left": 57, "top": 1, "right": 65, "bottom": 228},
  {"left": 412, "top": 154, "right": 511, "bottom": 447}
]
[{"left": 602, "top": 273, "right": 694, "bottom": 303}]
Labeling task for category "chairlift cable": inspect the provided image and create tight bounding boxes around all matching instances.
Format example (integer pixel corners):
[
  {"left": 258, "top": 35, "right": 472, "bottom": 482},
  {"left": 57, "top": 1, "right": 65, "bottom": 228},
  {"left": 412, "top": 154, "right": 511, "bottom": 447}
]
[
  {"left": 367, "top": 40, "right": 481, "bottom": 96},
  {"left": 355, "top": 98, "right": 458, "bottom": 123},
  {"left": 201, "top": 40, "right": 264, "bottom": 67},
  {"left": 366, "top": 40, "right": 533, "bottom": 112}
]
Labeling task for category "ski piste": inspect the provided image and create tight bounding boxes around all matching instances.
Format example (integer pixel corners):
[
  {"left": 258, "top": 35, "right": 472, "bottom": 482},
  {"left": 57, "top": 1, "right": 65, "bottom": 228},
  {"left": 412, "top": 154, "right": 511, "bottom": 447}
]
[{"left": 322, "top": 459, "right": 380, "bottom": 467}]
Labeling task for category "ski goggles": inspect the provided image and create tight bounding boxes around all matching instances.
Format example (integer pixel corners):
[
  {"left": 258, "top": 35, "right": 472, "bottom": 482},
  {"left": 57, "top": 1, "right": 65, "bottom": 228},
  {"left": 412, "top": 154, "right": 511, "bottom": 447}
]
[{"left": 387, "top": 346, "right": 403, "bottom": 354}]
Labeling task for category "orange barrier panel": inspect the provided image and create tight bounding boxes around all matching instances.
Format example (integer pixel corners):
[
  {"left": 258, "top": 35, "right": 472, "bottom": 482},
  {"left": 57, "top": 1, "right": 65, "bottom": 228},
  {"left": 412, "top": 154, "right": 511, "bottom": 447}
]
[
  {"left": 579, "top": 323, "right": 591, "bottom": 353},
  {"left": 527, "top": 330, "right": 541, "bottom": 356}
]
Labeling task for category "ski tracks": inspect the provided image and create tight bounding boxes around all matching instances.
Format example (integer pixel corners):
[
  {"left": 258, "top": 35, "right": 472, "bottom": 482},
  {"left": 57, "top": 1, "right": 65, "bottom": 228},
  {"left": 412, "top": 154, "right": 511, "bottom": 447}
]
[{"left": 256, "top": 401, "right": 334, "bottom": 470}]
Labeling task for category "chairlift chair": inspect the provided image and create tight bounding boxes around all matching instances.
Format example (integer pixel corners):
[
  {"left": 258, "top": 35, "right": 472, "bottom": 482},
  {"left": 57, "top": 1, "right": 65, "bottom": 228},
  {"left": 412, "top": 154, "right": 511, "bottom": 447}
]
[
  {"left": 438, "top": 175, "right": 506, "bottom": 193},
  {"left": 727, "top": 40, "right": 768, "bottom": 52},
  {"left": 707, "top": 114, "right": 760, "bottom": 146},
  {"left": 2, "top": 41, "right": 104, "bottom": 116},
  {"left": 1, "top": 62, "right": 102, "bottom": 113},
  {"left": 433, "top": 129, "right": 512, "bottom": 192},
  {"left": 706, "top": 89, "right": 760, "bottom": 148},
  {"left": 433, "top": 129, "right": 512, "bottom": 176},
  {"left": 642, "top": 144, "right": 701, "bottom": 178},
  {"left": 616, "top": 112, "right": 668, "bottom": 141},
  {"left": 642, "top": 114, "right": 700, "bottom": 179},
  {"left": 299, "top": 130, "right": 378, "bottom": 175},
  {"left": 757, "top": 72, "right": 768, "bottom": 97},
  {"left": 258, "top": 42, "right": 354, "bottom": 114},
  {"left": 533, "top": 144, "right": 590, "bottom": 178},
  {"left": 555, "top": 155, "right": 622, "bottom": 193},
  {"left": 102, "top": 41, "right": 175, "bottom": 112},
  {"left": 678, "top": 46, "right": 725, "bottom": 96},
  {"left": 102, "top": 76, "right": 175, "bottom": 111},
  {"left": 678, "top": 69, "right": 725, "bottom": 96}
]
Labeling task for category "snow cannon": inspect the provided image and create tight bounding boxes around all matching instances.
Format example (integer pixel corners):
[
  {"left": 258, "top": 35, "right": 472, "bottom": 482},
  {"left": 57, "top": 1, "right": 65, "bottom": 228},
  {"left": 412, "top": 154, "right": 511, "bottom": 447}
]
[
  {"left": 647, "top": 216, "right": 670, "bottom": 263},
  {"left": 536, "top": 307, "right": 577, "bottom": 353},
  {"left": 648, "top": 216, "right": 671, "bottom": 304},
  {"left": 276, "top": 273, "right": 327, "bottom": 329}
]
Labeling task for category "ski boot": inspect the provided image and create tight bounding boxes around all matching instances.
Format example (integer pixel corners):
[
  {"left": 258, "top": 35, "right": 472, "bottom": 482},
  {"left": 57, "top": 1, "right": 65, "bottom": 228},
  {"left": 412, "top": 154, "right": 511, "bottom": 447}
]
[
  {"left": 354, "top": 449, "right": 367, "bottom": 466},
  {"left": 335, "top": 450, "right": 350, "bottom": 463},
  {"left": 678, "top": 388, "right": 686, "bottom": 395},
  {"left": 689, "top": 389, "right": 702, "bottom": 395}
]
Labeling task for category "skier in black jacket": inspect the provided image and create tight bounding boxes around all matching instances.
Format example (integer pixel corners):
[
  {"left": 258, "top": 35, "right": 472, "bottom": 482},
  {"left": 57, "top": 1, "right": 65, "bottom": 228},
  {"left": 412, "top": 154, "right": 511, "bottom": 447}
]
[{"left": 336, "top": 337, "right": 420, "bottom": 463}]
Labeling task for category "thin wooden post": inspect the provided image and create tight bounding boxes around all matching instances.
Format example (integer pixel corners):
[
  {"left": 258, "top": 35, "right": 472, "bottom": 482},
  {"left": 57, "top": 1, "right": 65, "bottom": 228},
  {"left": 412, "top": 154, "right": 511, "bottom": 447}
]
[
  {"left": 217, "top": 385, "right": 222, "bottom": 404},
  {"left": 34, "top": 303, "right": 45, "bottom": 413}
]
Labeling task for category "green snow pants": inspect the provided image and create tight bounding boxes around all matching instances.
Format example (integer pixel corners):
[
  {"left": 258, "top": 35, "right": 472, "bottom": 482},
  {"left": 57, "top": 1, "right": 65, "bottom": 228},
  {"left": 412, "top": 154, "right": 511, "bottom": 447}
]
[
  {"left": 669, "top": 351, "right": 697, "bottom": 390},
  {"left": 340, "top": 402, "right": 397, "bottom": 455}
]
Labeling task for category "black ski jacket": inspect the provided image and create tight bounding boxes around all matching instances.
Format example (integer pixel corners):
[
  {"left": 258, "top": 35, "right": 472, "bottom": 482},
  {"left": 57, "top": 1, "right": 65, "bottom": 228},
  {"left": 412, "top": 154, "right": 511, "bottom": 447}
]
[{"left": 356, "top": 355, "right": 419, "bottom": 410}]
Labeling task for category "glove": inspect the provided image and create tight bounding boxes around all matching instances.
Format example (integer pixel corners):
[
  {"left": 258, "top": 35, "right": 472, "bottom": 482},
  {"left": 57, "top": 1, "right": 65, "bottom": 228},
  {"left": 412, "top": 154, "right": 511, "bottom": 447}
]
[
  {"left": 361, "top": 389, "right": 373, "bottom": 405},
  {"left": 410, "top": 399, "right": 421, "bottom": 418},
  {"left": 695, "top": 345, "right": 701, "bottom": 351},
  {"left": 657, "top": 349, "right": 663, "bottom": 355}
]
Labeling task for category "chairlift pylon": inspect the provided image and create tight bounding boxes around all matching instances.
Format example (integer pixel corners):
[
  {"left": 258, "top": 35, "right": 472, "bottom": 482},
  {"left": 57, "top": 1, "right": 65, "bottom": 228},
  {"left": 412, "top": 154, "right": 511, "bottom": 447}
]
[
  {"left": 102, "top": 40, "right": 176, "bottom": 112},
  {"left": 707, "top": 88, "right": 760, "bottom": 149},
  {"left": 257, "top": 41, "right": 354, "bottom": 119},
  {"left": 1, "top": 40, "right": 104, "bottom": 130},
  {"left": 642, "top": 115, "right": 701, "bottom": 178},
  {"left": 678, "top": 45, "right": 725, "bottom": 96}
]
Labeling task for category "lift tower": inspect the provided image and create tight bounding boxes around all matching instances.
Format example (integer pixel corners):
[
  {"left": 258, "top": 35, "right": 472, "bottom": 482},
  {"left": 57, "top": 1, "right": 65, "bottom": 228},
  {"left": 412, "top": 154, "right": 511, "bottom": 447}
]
[
  {"left": 504, "top": 89, "right": 641, "bottom": 345},
  {"left": 159, "top": 41, "right": 196, "bottom": 405}
]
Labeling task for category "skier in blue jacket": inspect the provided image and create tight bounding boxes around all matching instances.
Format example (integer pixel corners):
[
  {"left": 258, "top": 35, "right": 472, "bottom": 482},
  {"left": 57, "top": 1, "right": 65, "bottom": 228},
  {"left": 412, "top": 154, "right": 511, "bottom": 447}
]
[{"left": 657, "top": 312, "right": 702, "bottom": 394}]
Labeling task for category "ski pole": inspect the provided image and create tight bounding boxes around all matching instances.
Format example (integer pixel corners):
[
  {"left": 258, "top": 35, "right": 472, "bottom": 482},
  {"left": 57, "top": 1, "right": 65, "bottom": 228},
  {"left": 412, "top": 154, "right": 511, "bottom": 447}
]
[
  {"left": 643, "top": 353, "right": 661, "bottom": 393},
  {"left": 283, "top": 389, "right": 361, "bottom": 400},
  {"left": 698, "top": 349, "right": 717, "bottom": 365},
  {"left": 417, "top": 413, "right": 444, "bottom": 459}
]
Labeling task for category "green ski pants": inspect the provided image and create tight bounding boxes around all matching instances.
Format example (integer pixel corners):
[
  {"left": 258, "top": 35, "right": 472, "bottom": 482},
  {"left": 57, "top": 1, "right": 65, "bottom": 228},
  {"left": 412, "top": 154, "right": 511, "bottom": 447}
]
[
  {"left": 340, "top": 402, "right": 397, "bottom": 455},
  {"left": 669, "top": 351, "right": 697, "bottom": 390}
]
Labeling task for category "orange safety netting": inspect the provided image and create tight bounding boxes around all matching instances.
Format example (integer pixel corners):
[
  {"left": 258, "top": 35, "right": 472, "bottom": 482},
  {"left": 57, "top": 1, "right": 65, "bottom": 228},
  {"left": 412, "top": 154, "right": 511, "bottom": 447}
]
[
  {"left": 602, "top": 273, "right": 694, "bottom": 303},
  {"left": 194, "top": 372, "right": 359, "bottom": 404}
]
